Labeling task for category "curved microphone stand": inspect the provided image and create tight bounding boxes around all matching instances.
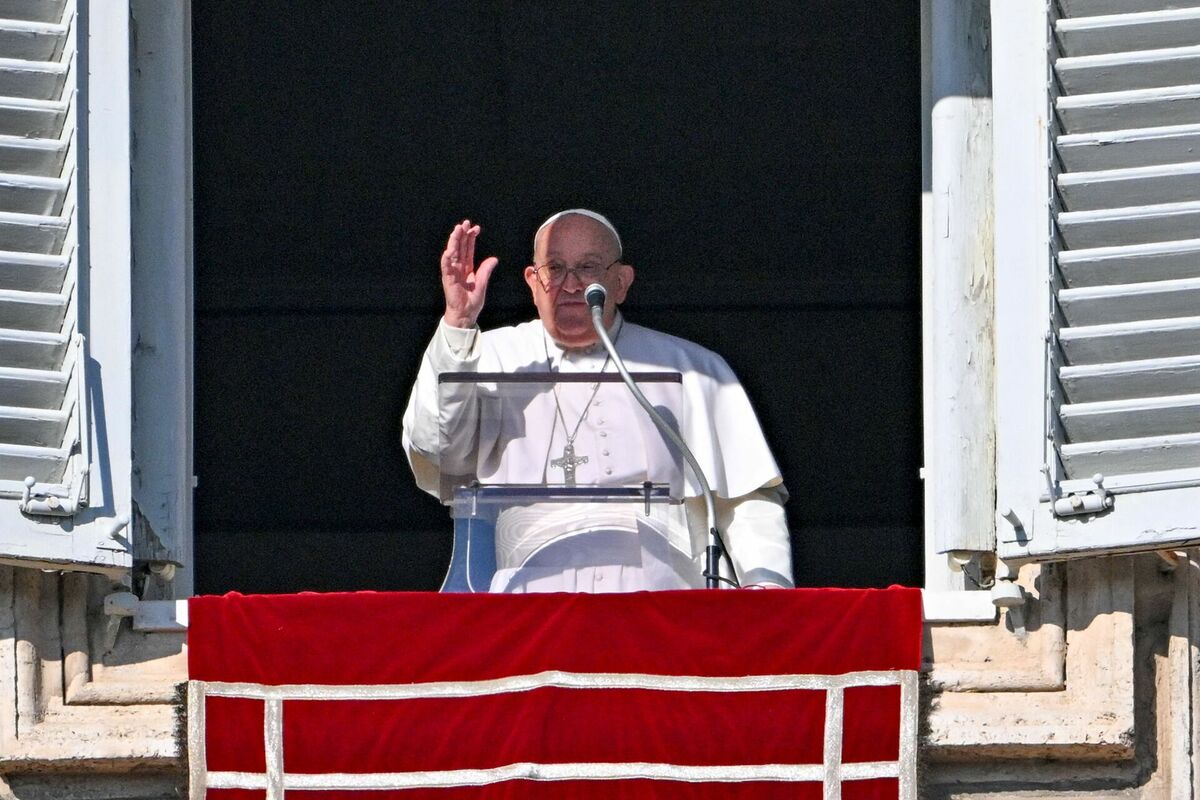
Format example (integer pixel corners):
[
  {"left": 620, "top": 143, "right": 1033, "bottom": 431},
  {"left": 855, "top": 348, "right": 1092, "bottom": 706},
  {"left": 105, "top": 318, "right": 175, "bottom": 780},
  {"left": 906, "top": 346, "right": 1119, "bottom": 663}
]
[{"left": 585, "top": 284, "right": 732, "bottom": 589}]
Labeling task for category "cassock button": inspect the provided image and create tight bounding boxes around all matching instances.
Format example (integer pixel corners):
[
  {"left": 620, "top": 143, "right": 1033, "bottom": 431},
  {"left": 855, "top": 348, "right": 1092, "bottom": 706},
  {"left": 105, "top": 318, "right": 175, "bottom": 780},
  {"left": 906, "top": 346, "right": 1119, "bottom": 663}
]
[
  {"left": 599, "top": 431, "right": 608, "bottom": 438},
  {"left": 604, "top": 467, "right": 613, "bottom": 475},
  {"left": 602, "top": 449, "right": 610, "bottom": 456}
]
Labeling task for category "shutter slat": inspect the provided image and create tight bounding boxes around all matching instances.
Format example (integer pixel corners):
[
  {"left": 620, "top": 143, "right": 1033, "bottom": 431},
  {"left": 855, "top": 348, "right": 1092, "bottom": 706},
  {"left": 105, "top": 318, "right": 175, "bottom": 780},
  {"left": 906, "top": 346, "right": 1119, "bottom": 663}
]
[
  {"left": 1060, "top": 0, "right": 1197, "bottom": 18},
  {"left": 1061, "top": 392, "right": 1200, "bottom": 440},
  {"left": 1059, "top": 277, "right": 1200, "bottom": 323},
  {"left": 0, "top": 170, "right": 65, "bottom": 214},
  {"left": 1058, "top": 125, "right": 1200, "bottom": 172},
  {"left": 0, "top": 403, "right": 67, "bottom": 446},
  {"left": 0, "top": 249, "right": 65, "bottom": 291},
  {"left": 0, "top": 2, "right": 68, "bottom": 24},
  {"left": 0, "top": 94, "right": 64, "bottom": 138},
  {"left": 1059, "top": 238, "right": 1200, "bottom": 286},
  {"left": 1056, "top": 8, "right": 1200, "bottom": 57},
  {"left": 1060, "top": 316, "right": 1200, "bottom": 363},
  {"left": 1057, "top": 45, "right": 1200, "bottom": 94},
  {"left": 0, "top": 327, "right": 66, "bottom": 368},
  {"left": 1061, "top": 431, "right": 1200, "bottom": 476},
  {"left": 1059, "top": 354, "right": 1200, "bottom": 402},
  {"left": 0, "top": 287, "right": 65, "bottom": 331},
  {"left": 1059, "top": 201, "right": 1200, "bottom": 248},
  {"left": 0, "top": 134, "right": 65, "bottom": 177},
  {"left": 0, "top": 363, "right": 67, "bottom": 409},
  {"left": 0, "top": 56, "right": 64, "bottom": 100},
  {"left": 1057, "top": 160, "right": 1200, "bottom": 210},
  {"left": 0, "top": 440, "right": 69, "bottom": 482},
  {"left": 1057, "top": 84, "right": 1200, "bottom": 133},
  {"left": 0, "top": 209, "right": 67, "bottom": 253},
  {"left": 0, "top": 19, "right": 67, "bottom": 62}
]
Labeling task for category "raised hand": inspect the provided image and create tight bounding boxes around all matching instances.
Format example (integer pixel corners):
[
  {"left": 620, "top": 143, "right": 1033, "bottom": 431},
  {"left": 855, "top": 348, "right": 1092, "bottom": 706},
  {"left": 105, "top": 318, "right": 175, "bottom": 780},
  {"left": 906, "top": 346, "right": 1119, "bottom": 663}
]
[{"left": 440, "top": 219, "right": 498, "bottom": 329}]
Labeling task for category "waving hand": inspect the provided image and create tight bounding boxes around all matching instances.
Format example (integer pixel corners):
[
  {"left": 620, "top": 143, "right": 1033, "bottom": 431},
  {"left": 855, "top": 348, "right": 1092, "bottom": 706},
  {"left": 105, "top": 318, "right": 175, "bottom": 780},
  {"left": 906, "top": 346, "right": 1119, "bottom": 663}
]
[{"left": 440, "top": 219, "right": 498, "bottom": 329}]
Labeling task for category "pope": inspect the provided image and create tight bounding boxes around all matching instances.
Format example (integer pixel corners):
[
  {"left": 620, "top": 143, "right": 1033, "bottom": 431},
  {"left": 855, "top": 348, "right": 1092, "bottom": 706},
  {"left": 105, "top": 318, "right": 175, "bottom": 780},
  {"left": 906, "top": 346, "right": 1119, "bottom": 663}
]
[{"left": 403, "top": 209, "right": 794, "bottom": 592}]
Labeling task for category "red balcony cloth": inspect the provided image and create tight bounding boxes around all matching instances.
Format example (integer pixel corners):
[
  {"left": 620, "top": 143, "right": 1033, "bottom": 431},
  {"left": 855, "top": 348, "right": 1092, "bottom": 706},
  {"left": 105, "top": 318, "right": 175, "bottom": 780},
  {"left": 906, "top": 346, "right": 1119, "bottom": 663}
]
[{"left": 189, "top": 588, "right": 921, "bottom": 800}]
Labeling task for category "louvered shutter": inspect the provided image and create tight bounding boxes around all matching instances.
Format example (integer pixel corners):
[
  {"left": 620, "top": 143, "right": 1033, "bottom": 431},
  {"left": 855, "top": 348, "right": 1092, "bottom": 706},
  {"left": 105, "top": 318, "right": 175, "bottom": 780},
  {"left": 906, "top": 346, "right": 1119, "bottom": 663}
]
[
  {"left": 0, "top": 0, "right": 134, "bottom": 574},
  {"left": 0, "top": 0, "right": 83, "bottom": 511},
  {"left": 996, "top": 0, "right": 1200, "bottom": 560}
]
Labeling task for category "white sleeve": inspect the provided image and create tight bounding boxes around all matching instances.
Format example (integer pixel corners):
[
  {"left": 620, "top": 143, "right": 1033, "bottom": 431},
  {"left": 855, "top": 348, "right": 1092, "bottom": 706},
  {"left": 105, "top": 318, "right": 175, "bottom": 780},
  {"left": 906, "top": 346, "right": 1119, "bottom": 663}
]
[
  {"left": 401, "top": 319, "right": 483, "bottom": 497},
  {"left": 687, "top": 485, "right": 793, "bottom": 587}
]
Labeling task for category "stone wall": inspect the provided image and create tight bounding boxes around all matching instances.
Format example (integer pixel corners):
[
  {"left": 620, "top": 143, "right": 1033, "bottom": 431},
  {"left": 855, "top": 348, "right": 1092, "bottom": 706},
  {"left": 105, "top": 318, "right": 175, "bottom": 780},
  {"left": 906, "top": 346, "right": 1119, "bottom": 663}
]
[
  {"left": 0, "top": 567, "right": 183, "bottom": 798},
  {"left": 926, "top": 553, "right": 1199, "bottom": 798},
  {"left": 2, "top": 555, "right": 1198, "bottom": 798}
]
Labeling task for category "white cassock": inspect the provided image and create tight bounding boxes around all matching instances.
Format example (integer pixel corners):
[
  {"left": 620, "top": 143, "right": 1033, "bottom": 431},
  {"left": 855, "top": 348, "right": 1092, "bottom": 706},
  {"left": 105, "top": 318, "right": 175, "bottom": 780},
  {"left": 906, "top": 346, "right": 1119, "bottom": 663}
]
[{"left": 402, "top": 312, "right": 794, "bottom": 593}]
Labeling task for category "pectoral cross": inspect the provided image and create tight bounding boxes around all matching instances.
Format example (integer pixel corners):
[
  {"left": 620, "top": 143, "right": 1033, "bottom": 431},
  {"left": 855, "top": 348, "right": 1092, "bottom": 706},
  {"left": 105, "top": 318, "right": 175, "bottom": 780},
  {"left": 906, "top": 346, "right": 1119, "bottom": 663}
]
[{"left": 551, "top": 443, "right": 588, "bottom": 486}]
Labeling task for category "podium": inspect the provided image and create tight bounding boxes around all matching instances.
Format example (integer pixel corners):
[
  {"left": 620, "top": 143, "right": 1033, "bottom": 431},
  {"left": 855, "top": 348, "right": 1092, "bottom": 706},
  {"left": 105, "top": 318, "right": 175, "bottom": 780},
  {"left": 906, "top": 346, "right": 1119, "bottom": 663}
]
[
  {"left": 187, "top": 589, "right": 923, "bottom": 799},
  {"left": 436, "top": 371, "right": 687, "bottom": 593},
  {"left": 186, "top": 365, "right": 923, "bottom": 798}
]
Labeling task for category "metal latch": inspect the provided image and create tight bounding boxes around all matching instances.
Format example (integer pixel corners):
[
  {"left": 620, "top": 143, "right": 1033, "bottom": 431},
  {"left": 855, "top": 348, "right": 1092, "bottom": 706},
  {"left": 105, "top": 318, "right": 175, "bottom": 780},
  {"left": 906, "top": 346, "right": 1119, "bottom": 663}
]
[
  {"left": 1046, "top": 470, "right": 1113, "bottom": 517},
  {"left": 20, "top": 471, "right": 88, "bottom": 516}
]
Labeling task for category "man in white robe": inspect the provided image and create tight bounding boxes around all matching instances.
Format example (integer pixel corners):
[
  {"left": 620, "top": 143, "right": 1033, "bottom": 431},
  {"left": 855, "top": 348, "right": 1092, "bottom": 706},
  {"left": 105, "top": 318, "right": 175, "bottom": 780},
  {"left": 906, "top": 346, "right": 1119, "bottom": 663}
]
[{"left": 402, "top": 210, "right": 793, "bottom": 592}]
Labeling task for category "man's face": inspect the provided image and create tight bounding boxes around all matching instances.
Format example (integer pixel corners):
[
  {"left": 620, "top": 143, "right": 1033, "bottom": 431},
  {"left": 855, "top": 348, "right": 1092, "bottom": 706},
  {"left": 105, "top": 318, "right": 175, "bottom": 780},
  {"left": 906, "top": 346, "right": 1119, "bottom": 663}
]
[{"left": 524, "top": 215, "right": 634, "bottom": 348}]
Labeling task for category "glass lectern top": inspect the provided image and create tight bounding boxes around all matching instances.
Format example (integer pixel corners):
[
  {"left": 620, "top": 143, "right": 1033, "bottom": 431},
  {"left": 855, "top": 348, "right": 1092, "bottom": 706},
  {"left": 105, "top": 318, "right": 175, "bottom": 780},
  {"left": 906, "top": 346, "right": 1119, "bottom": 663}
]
[{"left": 436, "top": 372, "right": 684, "bottom": 502}]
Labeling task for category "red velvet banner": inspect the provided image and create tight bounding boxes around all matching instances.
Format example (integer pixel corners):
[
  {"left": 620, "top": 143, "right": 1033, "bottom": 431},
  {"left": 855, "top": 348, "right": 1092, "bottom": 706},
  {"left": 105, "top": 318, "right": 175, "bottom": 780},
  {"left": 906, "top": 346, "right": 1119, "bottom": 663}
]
[{"left": 189, "top": 588, "right": 922, "bottom": 799}]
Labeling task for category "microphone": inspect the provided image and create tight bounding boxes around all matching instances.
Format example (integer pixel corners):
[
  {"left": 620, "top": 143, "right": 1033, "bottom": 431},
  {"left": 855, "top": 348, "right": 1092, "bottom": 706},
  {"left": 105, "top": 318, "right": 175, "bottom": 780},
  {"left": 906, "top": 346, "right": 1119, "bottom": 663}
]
[
  {"left": 585, "top": 283, "right": 607, "bottom": 310},
  {"left": 588, "top": 295, "right": 734, "bottom": 589}
]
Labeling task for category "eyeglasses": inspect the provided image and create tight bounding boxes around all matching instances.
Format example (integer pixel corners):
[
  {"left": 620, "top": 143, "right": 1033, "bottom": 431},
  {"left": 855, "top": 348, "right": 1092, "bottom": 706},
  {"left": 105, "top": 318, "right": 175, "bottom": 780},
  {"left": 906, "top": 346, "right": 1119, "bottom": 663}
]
[{"left": 531, "top": 258, "right": 619, "bottom": 289}]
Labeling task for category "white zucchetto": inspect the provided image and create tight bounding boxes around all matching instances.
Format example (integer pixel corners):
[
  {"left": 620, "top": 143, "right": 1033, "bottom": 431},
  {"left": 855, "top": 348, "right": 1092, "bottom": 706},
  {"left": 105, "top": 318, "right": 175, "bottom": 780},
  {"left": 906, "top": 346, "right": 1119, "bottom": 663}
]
[{"left": 534, "top": 209, "right": 623, "bottom": 257}]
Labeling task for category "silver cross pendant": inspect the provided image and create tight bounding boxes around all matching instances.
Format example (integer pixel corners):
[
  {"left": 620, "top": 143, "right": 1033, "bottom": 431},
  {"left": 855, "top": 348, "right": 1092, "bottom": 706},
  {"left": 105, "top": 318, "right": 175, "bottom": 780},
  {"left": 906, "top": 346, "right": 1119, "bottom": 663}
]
[{"left": 551, "top": 442, "right": 588, "bottom": 486}]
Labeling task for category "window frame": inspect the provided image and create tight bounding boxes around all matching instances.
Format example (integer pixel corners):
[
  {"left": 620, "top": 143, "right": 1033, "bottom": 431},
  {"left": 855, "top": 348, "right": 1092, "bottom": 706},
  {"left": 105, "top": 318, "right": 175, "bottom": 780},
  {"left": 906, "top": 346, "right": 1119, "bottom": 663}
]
[
  {"left": 128, "top": 0, "right": 195, "bottom": 594},
  {"left": 918, "top": 0, "right": 1004, "bottom": 623}
]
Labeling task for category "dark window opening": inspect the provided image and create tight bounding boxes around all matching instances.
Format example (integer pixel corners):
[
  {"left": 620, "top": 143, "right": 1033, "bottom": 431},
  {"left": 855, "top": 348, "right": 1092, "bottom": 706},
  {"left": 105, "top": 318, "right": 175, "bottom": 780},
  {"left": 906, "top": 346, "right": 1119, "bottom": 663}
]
[{"left": 192, "top": 2, "right": 923, "bottom": 594}]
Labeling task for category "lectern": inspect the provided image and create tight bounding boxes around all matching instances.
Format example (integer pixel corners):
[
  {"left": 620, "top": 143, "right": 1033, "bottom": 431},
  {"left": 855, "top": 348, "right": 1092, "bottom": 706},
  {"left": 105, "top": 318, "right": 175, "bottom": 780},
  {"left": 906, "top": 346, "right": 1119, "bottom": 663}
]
[{"left": 436, "top": 371, "right": 685, "bottom": 592}]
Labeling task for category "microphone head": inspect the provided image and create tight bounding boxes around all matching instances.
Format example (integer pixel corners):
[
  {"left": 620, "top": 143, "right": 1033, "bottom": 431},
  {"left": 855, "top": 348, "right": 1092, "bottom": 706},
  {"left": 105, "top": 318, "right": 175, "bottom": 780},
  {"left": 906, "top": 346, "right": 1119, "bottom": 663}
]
[{"left": 585, "top": 283, "right": 607, "bottom": 309}]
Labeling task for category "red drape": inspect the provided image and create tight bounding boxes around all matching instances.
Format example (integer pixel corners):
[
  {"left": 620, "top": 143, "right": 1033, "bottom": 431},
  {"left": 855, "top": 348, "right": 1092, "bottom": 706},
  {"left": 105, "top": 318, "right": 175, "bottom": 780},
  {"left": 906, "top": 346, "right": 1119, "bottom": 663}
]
[{"left": 189, "top": 588, "right": 922, "bottom": 799}]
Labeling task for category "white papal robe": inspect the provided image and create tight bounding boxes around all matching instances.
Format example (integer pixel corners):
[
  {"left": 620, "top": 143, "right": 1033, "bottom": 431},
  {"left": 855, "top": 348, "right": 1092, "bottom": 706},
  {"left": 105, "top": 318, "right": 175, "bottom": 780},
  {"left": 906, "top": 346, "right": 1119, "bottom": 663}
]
[{"left": 402, "top": 313, "right": 794, "bottom": 592}]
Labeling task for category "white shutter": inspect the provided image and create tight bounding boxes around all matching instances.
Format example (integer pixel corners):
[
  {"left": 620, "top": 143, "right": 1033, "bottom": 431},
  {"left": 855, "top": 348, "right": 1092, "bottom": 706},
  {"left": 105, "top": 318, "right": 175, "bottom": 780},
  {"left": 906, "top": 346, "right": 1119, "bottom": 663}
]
[
  {"left": 0, "top": 2, "right": 84, "bottom": 510},
  {"left": 0, "top": 0, "right": 134, "bottom": 575},
  {"left": 1052, "top": 2, "right": 1200, "bottom": 488},
  {"left": 995, "top": 0, "right": 1200, "bottom": 561}
]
